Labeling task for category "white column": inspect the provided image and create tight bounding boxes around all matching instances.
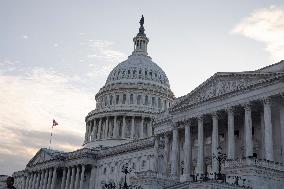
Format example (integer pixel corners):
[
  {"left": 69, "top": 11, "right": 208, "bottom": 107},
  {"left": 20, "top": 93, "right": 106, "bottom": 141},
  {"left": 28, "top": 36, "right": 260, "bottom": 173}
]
[
  {"left": 227, "top": 107, "right": 235, "bottom": 159},
  {"left": 154, "top": 136, "right": 160, "bottom": 172},
  {"left": 131, "top": 116, "right": 135, "bottom": 138},
  {"left": 260, "top": 112, "right": 265, "bottom": 159},
  {"left": 197, "top": 116, "right": 204, "bottom": 176},
  {"left": 105, "top": 117, "right": 109, "bottom": 138},
  {"left": 211, "top": 112, "right": 219, "bottom": 174},
  {"left": 70, "top": 167, "right": 75, "bottom": 189},
  {"left": 148, "top": 119, "right": 153, "bottom": 137},
  {"left": 74, "top": 166, "right": 80, "bottom": 189},
  {"left": 88, "top": 166, "right": 96, "bottom": 189},
  {"left": 24, "top": 176, "right": 29, "bottom": 189},
  {"left": 60, "top": 168, "right": 67, "bottom": 189},
  {"left": 64, "top": 167, "right": 71, "bottom": 189},
  {"left": 35, "top": 172, "right": 40, "bottom": 189},
  {"left": 140, "top": 117, "right": 144, "bottom": 138},
  {"left": 280, "top": 97, "right": 284, "bottom": 163},
  {"left": 263, "top": 98, "right": 274, "bottom": 161},
  {"left": 79, "top": 165, "right": 85, "bottom": 189},
  {"left": 84, "top": 122, "right": 89, "bottom": 143},
  {"left": 122, "top": 116, "right": 126, "bottom": 138},
  {"left": 164, "top": 133, "right": 170, "bottom": 176},
  {"left": 183, "top": 122, "right": 192, "bottom": 180},
  {"left": 39, "top": 171, "right": 44, "bottom": 189},
  {"left": 97, "top": 118, "right": 102, "bottom": 139},
  {"left": 171, "top": 127, "right": 179, "bottom": 177},
  {"left": 47, "top": 169, "right": 52, "bottom": 189},
  {"left": 113, "top": 116, "right": 118, "bottom": 138},
  {"left": 51, "top": 168, "right": 57, "bottom": 189},
  {"left": 33, "top": 173, "right": 38, "bottom": 189},
  {"left": 43, "top": 170, "right": 48, "bottom": 189},
  {"left": 244, "top": 103, "right": 253, "bottom": 157}
]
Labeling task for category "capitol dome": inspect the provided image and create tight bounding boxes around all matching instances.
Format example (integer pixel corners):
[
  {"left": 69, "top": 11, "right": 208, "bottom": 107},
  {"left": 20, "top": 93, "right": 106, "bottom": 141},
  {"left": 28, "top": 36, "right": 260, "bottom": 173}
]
[
  {"left": 105, "top": 55, "right": 170, "bottom": 88},
  {"left": 84, "top": 16, "right": 175, "bottom": 148}
]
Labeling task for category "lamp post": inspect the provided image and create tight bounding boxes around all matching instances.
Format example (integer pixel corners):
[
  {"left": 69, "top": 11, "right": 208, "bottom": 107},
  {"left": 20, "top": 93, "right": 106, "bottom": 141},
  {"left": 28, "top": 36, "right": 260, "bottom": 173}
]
[{"left": 212, "top": 146, "right": 227, "bottom": 182}]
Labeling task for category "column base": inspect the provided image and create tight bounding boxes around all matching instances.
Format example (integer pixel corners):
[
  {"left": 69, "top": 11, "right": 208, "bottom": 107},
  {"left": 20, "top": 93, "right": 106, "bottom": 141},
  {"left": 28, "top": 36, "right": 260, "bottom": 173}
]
[{"left": 180, "top": 174, "right": 192, "bottom": 182}]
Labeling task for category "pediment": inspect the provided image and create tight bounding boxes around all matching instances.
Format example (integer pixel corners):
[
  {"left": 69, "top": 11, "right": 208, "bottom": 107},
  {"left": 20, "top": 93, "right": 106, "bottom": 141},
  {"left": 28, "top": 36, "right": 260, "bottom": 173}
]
[
  {"left": 172, "top": 72, "right": 284, "bottom": 110},
  {"left": 27, "top": 148, "right": 63, "bottom": 167}
]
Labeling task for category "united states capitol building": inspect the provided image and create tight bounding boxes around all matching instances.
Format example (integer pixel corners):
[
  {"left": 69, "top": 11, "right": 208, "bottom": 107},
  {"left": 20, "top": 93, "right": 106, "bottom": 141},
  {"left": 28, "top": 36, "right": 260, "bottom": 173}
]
[{"left": 13, "top": 17, "right": 284, "bottom": 189}]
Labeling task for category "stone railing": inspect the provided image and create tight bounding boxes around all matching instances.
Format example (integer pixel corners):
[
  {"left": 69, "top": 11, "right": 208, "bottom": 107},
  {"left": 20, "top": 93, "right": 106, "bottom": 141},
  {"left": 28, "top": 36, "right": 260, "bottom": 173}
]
[{"left": 224, "top": 158, "right": 284, "bottom": 172}]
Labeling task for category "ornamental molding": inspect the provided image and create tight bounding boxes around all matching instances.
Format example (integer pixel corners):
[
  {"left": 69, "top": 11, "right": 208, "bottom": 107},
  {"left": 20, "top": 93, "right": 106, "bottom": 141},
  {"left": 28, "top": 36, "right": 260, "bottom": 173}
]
[
  {"left": 170, "top": 72, "right": 284, "bottom": 113},
  {"left": 96, "top": 137, "right": 155, "bottom": 159}
]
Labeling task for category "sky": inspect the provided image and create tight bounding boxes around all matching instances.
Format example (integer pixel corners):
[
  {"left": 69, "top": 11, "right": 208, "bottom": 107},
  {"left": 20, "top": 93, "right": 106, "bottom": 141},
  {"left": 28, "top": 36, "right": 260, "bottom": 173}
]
[{"left": 0, "top": 0, "right": 284, "bottom": 175}]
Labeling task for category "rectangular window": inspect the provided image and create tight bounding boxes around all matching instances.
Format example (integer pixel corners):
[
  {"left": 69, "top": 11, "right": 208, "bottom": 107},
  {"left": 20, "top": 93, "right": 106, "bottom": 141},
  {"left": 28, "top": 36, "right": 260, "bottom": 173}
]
[{"left": 116, "top": 95, "right": 120, "bottom": 104}]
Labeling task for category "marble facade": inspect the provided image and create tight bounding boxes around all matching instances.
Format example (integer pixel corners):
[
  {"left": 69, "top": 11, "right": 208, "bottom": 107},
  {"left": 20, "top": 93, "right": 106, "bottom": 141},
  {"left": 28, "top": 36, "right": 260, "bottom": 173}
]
[{"left": 13, "top": 17, "right": 284, "bottom": 189}]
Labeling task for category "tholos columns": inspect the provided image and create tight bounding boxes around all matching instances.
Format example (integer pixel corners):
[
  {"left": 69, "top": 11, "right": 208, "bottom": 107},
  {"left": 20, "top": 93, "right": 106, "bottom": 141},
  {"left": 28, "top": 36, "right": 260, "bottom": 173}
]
[
  {"left": 263, "top": 98, "right": 274, "bottom": 161},
  {"left": 227, "top": 107, "right": 235, "bottom": 159},
  {"left": 197, "top": 116, "right": 204, "bottom": 176},
  {"left": 164, "top": 133, "right": 170, "bottom": 176},
  {"left": 79, "top": 165, "right": 85, "bottom": 189},
  {"left": 148, "top": 119, "right": 153, "bottom": 137},
  {"left": 113, "top": 116, "right": 118, "bottom": 138},
  {"left": 122, "top": 116, "right": 126, "bottom": 138},
  {"left": 140, "top": 117, "right": 144, "bottom": 138},
  {"left": 244, "top": 103, "right": 253, "bottom": 157},
  {"left": 131, "top": 116, "right": 135, "bottom": 138},
  {"left": 171, "top": 127, "right": 179, "bottom": 177},
  {"left": 97, "top": 118, "right": 102, "bottom": 139},
  {"left": 211, "top": 112, "right": 219, "bottom": 174},
  {"left": 183, "top": 122, "right": 192, "bottom": 180}
]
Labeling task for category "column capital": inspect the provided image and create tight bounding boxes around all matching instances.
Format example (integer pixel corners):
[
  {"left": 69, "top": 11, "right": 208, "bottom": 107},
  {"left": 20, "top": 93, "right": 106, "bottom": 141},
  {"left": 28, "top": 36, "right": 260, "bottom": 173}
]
[
  {"left": 262, "top": 97, "right": 272, "bottom": 105},
  {"left": 243, "top": 102, "right": 252, "bottom": 111},
  {"left": 211, "top": 111, "right": 219, "bottom": 118},
  {"left": 225, "top": 106, "right": 235, "bottom": 113}
]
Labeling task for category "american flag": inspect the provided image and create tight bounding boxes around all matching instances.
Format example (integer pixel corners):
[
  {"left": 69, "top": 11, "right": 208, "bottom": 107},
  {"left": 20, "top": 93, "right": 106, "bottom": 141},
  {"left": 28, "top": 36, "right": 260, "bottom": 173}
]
[{"left": 52, "top": 119, "right": 58, "bottom": 127}]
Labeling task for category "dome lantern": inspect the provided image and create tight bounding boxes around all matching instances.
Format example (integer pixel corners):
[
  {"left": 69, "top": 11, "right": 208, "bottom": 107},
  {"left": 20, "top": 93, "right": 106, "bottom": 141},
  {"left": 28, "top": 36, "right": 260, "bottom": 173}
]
[{"left": 132, "top": 15, "right": 149, "bottom": 56}]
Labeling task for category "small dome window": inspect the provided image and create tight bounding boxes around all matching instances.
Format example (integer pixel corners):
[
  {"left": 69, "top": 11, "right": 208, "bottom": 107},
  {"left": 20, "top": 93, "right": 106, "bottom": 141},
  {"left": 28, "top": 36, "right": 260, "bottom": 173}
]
[
  {"left": 130, "top": 94, "right": 134, "bottom": 104},
  {"left": 122, "top": 94, "right": 126, "bottom": 104}
]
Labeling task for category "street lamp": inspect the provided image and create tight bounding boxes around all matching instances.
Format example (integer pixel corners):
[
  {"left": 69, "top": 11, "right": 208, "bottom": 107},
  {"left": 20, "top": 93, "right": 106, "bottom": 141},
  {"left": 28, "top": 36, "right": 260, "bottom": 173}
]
[{"left": 212, "top": 146, "right": 227, "bottom": 182}]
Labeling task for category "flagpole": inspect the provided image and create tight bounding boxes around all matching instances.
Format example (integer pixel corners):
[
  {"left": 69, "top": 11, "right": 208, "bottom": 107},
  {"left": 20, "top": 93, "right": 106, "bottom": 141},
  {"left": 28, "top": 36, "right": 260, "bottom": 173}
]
[{"left": 49, "top": 125, "right": 53, "bottom": 150}]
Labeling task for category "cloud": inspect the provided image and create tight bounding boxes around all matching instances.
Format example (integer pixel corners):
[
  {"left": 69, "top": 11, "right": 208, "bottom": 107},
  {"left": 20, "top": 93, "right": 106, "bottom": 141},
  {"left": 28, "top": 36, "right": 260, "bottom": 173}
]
[
  {"left": 0, "top": 64, "right": 94, "bottom": 175},
  {"left": 232, "top": 5, "right": 284, "bottom": 61}
]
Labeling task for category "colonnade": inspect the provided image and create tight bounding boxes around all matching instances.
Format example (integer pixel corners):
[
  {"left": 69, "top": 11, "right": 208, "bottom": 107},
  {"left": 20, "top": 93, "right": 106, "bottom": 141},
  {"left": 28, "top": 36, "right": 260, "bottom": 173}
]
[
  {"left": 22, "top": 167, "right": 57, "bottom": 189},
  {"left": 85, "top": 116, "right": 153, "bottom": 143},
  {"left": 163, "top": 97, "right": 277, "bottom": 179},
  {"left": 60, "top": 165, "right": 85, "bottom": 189}
]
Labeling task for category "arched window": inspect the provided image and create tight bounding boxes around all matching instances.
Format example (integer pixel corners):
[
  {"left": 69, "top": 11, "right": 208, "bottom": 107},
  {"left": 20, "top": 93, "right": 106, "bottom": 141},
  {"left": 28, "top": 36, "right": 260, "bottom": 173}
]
[
  {"left": 109, "top": 95, "right": 113, "bottom": 105},
  {"left": 158, "top": 98, "right": 162, "bottom": 108},
  {"left": 104, "top": 96, "right": 107, "bottom": 106},
  {"left": 116, "top": 95, "right": 120, "bottom": 104},
  {"left": 152, "top": 96, "right": 156, "bottom": 107}
]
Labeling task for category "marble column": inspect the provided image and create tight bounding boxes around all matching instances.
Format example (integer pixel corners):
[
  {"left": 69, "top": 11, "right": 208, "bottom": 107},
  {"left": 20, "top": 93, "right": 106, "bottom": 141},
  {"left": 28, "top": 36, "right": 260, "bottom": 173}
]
[
  {"left": 171, "top": 127, "right": 179, "bottom": 177},
  {"left": 154, "top": 136, "right": 160, "bottom": 172},
  {"left": 244, "top": 103, "right": 253, "bottom": 157},
  {"left": 280, "top": 96, "right": 284, "bottom": 163},
  {"left": 51, "top": 168, "right": 57, "bottom": 189},
  {"left": 24, "top": 176, "right": 29, "bottom": 189},
  {"left": 70, "top": 167, "right": 75, "bottom": 189},
  {"left": 39, "top": 171, "right": 44, "bottom": 189},
  {"left": 140, "top": 117, "right": 144, "bottom": 138},
  {"left": 211, "top": 112, "right": 219, "bottom": 174},
  {"left": 164, "top": 133, "right": 170, "bottom": 176},
  {"left": 113, "top": 116, "right": 118, "bottom": 138},
  {"left": 197, "top": 116, "right": 204, "bottom": 176},
  {"left": 32, "top": 173, "right": 37, "bottom": 189},
  {"left": 88, "top": 166, "right": 96, "bottom": 189},
  {"left": 227, "top": 107, "right": 235, "bottom": 159},
  {"left": 64, "top": 167, "right": 71, "bottom": 189},
  {"left": 79, "top": 165, "right": 85, "bottom": 189},
  {"left": 74, "top": 166, "right": 80, "bottom": 189},
  {"left": 105, "top": 117, "right": 109, "bottom": 138},
  {"left": 122, "top": 116, "right": 126, "bottom": 138},
  {"left": 97, "top": 118, "right": 102, "bottom": 139},
  {"left": 183, "top": 122, "right": 192, "bottom": 180},
  {"left": 91, "top": 120, "right": 96, "bottom": 141},
  {"left": 60, "top": 168, "right": 67, "bottom": 189},
  {"left": 35, "top": 172, "right": 40, "bottom": 189},
  {"left": 47, "top": 168, "right": 52, "bottom": 189},
  {"left": 131, "top": 116, "right": 135, "bottom": 138},
  {"left": 84, "top": 122, "right": 89, "bottom": 143},
  {"left": 263, "top": 98, "right": 274, "bottom": 161},
  {"left": 148, "top": 119, "right": 153, "bottom": 137},
  {"left": 43, "top": 170, "right": 48, "bottom": 189}
]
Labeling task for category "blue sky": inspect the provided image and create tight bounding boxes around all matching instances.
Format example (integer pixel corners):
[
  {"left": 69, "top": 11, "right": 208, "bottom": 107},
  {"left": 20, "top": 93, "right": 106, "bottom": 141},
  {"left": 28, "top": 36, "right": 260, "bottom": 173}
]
[{"left": 0, "top": 0, "right": 283, "bottom": 175}]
